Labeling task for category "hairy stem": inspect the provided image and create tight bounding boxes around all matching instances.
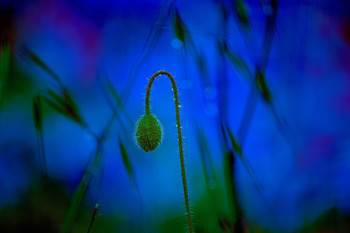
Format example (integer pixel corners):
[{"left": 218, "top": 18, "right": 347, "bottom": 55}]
[{"left": 145, "top": 71, "right": 193, "bottom": 233}]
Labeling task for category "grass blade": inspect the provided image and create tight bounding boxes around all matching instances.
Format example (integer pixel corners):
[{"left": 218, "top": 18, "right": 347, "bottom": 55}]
[
  {"left": 225, "top": 125, "right": 276, "bottom": 222},
  {"left": 255, "top": 69, "right": 271, "bottom": 103},
  {"left": 43, "top": 88, "right": 85, "bottom": 126},
  {"left": 226, "top": 127, "right": 243, "bottom": 158},
  {"left": 260, "top": 0, "right": 279, "bottom": 72},
  {"left": 223, "top": 149, "right": 244, "bottom": 231},
  {"left": 121, "top": 0, "right": 175, "bottom": 101},
  {"left": 173, "top": 8, "right": 186, "bottom": 45},
  {"left": 233, "top": 0, "right": 250, "bottom": 29},
  {"left": 21, "top": 46, "right": 63, "bottom": 86},
  {"left": 33, "top": 94, "right": 43, "bottom": 131},
  {"left": 195, "top": 124, "right": 216, "bottom": 188},
  {"left": 33, "top": 94, "right": 47, "bottom": 177},
  {"left": 118, "top": 138, "right": 132, "bottom": 179},
  {"left": 104, "top": 76, "right": 133, "bottom": 126},
  {"left": 60, "top": 148, "right": 103, "bottom": 233},
  {"left": 0, "top": 44, "right": 10, "bottom": 87},
  {"left": 221, "top": 42, "right": 252, "bottom": 82},
  {"left": 0, "top": 44, "right": 10, "bottom": 110},
  {"left": 86, "top": 204, "right": 99, "bottom": 233}
]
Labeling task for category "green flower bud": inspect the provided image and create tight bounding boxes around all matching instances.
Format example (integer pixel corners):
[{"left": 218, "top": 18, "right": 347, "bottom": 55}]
[{"left": 136, "top": 113, "right": 162, "bottom": 152}]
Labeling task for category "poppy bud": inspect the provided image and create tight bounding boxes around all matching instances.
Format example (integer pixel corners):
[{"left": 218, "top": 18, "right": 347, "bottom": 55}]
[{"left": 136, "top": 113, "right": 162, "bottom": 152}]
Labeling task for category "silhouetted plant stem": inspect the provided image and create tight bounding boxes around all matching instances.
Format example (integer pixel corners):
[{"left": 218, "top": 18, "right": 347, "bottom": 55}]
[
  {"left": 60, "top": 114, "right": 116, "bottom": 233},
  {"left": 32, "top": 94, "right": 47, "bottom": 178},
  {"left": 144, "top": 71, "right": 193, "bottom": 233},
  {"left": 36, "top": 131, "right": 47, "bottom": 178},
  {"left": 86, "top": 204, "right": 99, "bottom": 233}
]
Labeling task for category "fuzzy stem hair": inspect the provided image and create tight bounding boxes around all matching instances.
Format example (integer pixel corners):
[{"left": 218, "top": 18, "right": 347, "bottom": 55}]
[{"left": 145, "top": 70, "right": 193, "bottom": 233}]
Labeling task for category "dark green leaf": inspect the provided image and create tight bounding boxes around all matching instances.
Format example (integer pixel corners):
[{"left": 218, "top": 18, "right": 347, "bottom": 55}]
[
  {"left": 43, "top": 89, "right": 84, "bottom": 126},
  {"left": 22, "top": 46, "right": 62, "bottom": 85},
  {"left": 174, "top": 9, "right": 186, "bottom": 44},
  {"left": 0, "top": 45, "right": 10, "bottom": 87},
  {"left": 107, "top": 81, "right": 122, "bottom": 108},
  {"left": 222, "top": 42, "right": 252, "bottom": 79},
  {"left": 223, "top": 150, "right": 242, "bottom": 227},
  {"left": 48, "top": 89, "right": 66, "bottom": 106},
  {"left": 60, "top": 149, "right": 103, "bottom": 233},
  {"left": 118, "top": 139, "right": 132, "bottom": 178},
  {"left": 61, "top": 88, "right": 83, "bottom": 124},
  {"left": 234, "top": 0, "right": 250, "bottom": 28},
  {"left": 32, "top": 94, "right": 43, "bottom": 131},
  {"left": 196, "top": 124, "right": 216, "bottom": 188},
  {"left": 105, "top": 76, "right": 134, "bottom": 126},
  {"left": 43, "top": 96, "right": 66, "bottom": 115},
  {"left": 226, "top": 127, "right": 242, "bottom": 157},
  {"left": 224, "top": 125, "right": 273, "bottom": 220},
  {"left": 255, "top": 71, "right": 271, "bottom": 102}
]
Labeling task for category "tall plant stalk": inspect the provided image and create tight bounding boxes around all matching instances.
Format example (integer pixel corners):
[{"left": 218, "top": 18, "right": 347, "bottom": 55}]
[{"left": 136, "top": 70, "right": 193, "bottom": 233}]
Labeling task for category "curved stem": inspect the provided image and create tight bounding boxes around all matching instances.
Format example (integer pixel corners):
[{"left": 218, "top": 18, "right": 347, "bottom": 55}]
[{"left": 145, "top": 71, "right": 193, "bottom": 233}]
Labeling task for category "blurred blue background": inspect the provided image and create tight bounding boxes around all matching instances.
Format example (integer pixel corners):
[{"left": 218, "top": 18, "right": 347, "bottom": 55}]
[{"left": 1, "top": 0, "right": 350, "bottom": 232}]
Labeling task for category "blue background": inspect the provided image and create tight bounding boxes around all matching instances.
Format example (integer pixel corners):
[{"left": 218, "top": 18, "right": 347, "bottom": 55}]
[{"left": 1, "top": 0, "right": 350, "bottom": 232}]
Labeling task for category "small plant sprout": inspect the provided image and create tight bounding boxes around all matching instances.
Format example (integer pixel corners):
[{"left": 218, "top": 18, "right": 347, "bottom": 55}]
[{"left": 136, "top": 70, "right": 193, "bottom": 233}]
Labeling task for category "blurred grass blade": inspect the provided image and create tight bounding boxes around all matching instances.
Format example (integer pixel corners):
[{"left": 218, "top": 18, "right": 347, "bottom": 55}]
[
  {"left": 216, "top": 41, "right": 229, "bottom": 121},
  {"left": 221, "top": 42, "right": 252, "bottom": 80},
  {"left": 43, "top": 88, "right": 85, "bottom": 126},
  {"left": 191, "top": 46, "right": 212, "bottom": 88},
  {"left": 32, "top": 94, "right": 43, "bottom": 131},
  {"left": 219, "top": 122, "right": 246, "bottom": 231},
  {"left": 60, "top": 149, "right": 103, "bottom": 233},
  {"left": 233, "top": 0, "right": 250, "bottom": 29},
  {"left": 237, "top": 87, "right": 259, "bottom": 147},
  {"left": 48, "top": 89, "right": 66, "bottom": 106},
  {"left": 260, "top": 0, "right": 279, "bottom": 71},
  {"left": 226, "top": 124, "right": 275, "bottom": 219},
  {"left": 186, "top": 37, "right": 212, "bottom": 88},
  {"left": 60, "top": 166, "right": 90, "bottom": 233},
  {"left": 196, "top": 124, "right": 216, "bottom": 188},
  {"left": 173, "top": 8, "right": 186, "bottom": 45},
  {"left": 223, "top": 149, "right": 243, "bottom": 230},
  {"left": 253, "top": 69, "right": 297, "bottom": 155},
  {"left": 33, "top": 94, "right": 47, "bottom": 177},
  {"left": 269, "top": 103, "right": 297, "bottom": 156},
  {"left": 255, "top": 70, "right": 271, "bottom": 103},
  {"left": 174, "top": 11, "right": 212, "bottom": 89},
  {"left": 86, "top": 204, "right": 99, "bottom": 233},
  {"left": 118, "top": 138, "right": 132, "bottom": 179},
  {"left": 107, "top": 81, "right": 122, "bottom": 107},
  {"left": 219, "top": 217, "right": 235, "bottom": 233},
  {"left": 61, "top": 113, "right": 113, "bottom": 233},
  {"left": 226, "top": 127, "right": 243, "bottom": 158},
  {"left": 0, "top": 45, "right": 10, "bottom": 110},
  {"left": 236, "top": 68, "right": 269, "bottom": 148},
  {"left": 43, "top": 96, "right": 66, "bottom": 115},
  {"left": 62, "top": 88, "right": 83, "bottom": 123},
  {"left": 21, "top": 46, "right": 63, "bottom": 86},
  {"left": 121, "top": 0, "right": 175, "bottom": 101},
  {"left": 105, "top": 77, "right": 133, "bottom": 126},
  {"left": 0, "top": 44, "right": 10, "bottom": 87}
]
